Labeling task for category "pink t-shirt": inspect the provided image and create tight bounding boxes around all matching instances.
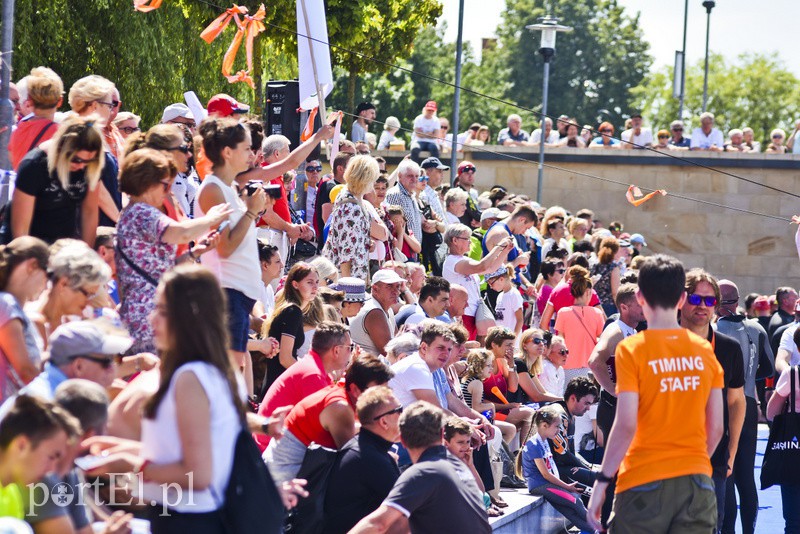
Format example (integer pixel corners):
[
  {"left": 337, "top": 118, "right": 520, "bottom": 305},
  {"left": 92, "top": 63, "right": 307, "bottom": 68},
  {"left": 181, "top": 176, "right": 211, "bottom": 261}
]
[
  {"left": 546, "top": 281, "right": 601, "bottom": 311},
  {"left": 537, "top": 285, "right": 554, "bottom": 314},
  {"left": 554, "top": 305, "right": 605, "bottom": 370}
]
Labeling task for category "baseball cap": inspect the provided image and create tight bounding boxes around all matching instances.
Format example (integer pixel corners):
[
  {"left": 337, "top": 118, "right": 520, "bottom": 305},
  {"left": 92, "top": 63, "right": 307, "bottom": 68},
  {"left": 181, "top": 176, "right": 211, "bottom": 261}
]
[
  {"left": 630, "top": 112, "right": 643, "bottom": 119},
  {"left": 630, "top": 233, "right": 647, "bottom": 246},
  {"left": 424, "top": 100, "right": 437, "bottom": 111},
  {"left": 161, "top": 103, "right": 194, "bottom": 124},
  {"left": 333, "top": 277, "right": 367, "bottom": 303},
  {"left": 480, "top": 208, "right": 511, "bottom": 222},
  {"left": 372, "top": 269, "right": 405, "bottom": 285},
  {"left": 356, "top": 102, "right": 376, "bottom": 114},
  {"left": 49, "top": 320, "right": 133, "bottom": 367},
  {"left": 420, "top": 157, "right": 449, "bottom": 171},
  {"left": 207, "top": 94, "right": 250, "bottom": 117},
  {"left": 486, "top": 266, "right": 509, "bottom": 281},
  {"left": 457, "top": 161, "right": 476, "bottom": 174}
]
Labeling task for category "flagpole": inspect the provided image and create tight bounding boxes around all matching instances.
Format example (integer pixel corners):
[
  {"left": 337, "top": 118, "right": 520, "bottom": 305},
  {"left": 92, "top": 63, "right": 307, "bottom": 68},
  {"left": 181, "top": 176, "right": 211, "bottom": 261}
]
[{"left": 298, "top": 0, "right": 327, "bottom": 120}]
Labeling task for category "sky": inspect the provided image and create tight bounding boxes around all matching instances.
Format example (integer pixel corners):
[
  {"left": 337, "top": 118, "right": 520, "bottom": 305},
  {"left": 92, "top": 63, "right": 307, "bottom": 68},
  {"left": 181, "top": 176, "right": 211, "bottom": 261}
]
[{"left": 439, "top": 0, "right": 800, "bottom": 77}]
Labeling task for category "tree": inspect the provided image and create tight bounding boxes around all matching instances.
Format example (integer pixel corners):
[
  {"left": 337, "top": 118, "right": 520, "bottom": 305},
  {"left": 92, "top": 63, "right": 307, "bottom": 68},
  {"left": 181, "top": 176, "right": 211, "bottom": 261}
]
[
  {"left": 493, "top": 0, "right": 652, "bottom": 131},
  {"left": 630, "top": 53, "right": 800, "bottom": 147}
]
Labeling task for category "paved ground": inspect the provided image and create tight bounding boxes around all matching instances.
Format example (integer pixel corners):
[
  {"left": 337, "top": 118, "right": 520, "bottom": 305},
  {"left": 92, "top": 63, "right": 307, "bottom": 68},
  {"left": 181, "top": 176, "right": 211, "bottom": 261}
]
[{"left": 732, "top": 424, "right": 783, "bottom": 534}]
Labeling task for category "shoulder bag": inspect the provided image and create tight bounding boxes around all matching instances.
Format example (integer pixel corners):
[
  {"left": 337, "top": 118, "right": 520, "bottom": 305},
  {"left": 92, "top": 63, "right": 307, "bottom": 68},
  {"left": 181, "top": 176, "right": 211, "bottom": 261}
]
[{"left": 761, "top": 366, "right": 800, "bottom": 489}]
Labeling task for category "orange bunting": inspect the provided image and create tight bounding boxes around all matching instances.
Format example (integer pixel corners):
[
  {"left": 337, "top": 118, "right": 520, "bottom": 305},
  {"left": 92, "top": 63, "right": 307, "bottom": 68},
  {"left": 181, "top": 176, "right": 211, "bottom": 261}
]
[
  {"left": 200, "top": 5, "right": 248, "bottom": 44},
  {"left": 133, "top": 0, "right": 163, "bottom": 11},
  {"left": 300, "top": 107, "right": 319, "bottom": 142},
  {"left": 244, "top": 5, "right": 266, "bottom": 73},
  {"left": 626, "top": 185, "right": 667, "bottom": 207},
  {"left": 226, "top": 70, "right": 255, "bottom": 89},
  {"left": 221, "top": 22, "right": 245, "bottom": 77}
]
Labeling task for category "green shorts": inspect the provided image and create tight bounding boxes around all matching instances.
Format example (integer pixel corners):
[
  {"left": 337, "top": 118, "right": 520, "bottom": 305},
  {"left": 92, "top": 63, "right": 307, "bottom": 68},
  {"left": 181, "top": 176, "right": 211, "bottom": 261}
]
[{"left": 609, "top": 474, "right": 716, "bottom": 534}]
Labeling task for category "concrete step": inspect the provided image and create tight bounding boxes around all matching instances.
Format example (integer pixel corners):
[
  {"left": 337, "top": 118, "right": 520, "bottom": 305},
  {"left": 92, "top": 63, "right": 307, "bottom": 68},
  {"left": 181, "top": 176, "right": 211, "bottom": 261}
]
[{"left": 490, "top": 488, "right": 575, "bottom": 533}]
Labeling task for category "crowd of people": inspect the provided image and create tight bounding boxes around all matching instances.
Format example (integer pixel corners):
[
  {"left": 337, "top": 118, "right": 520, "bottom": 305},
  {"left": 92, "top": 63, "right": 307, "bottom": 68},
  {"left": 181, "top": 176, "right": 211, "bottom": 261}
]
[{"left": 0, "top": 65, "right": 796, "bottom": 534}]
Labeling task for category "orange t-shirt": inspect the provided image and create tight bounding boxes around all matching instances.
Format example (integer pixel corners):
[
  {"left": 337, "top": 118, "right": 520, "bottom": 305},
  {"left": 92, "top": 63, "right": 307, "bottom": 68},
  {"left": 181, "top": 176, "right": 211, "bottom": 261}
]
[
  {"left": 553, "top": 305, "right": 604, "bottom": 369},
  {"left": 8, "top": 118, "right": 57, "bottom": 170},
  {"left": 614, "top": 329, "right": 724, "bottom": 493}
]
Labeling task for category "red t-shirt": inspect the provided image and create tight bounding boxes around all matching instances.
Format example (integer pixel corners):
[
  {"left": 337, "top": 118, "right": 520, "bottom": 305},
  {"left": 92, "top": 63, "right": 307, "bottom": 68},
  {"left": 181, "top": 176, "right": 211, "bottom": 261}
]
[
  {"left": 8, "top": 118, "right": 57, "bottom": 170},
  {"left": 546, "top": 281, "right": 601, "bottom": 311},
  {"left": 285, "top": 384, "right": 352, "bottom": 448},
  {"left": 255, "top": 350, "right": 332, "bottom": 451}
]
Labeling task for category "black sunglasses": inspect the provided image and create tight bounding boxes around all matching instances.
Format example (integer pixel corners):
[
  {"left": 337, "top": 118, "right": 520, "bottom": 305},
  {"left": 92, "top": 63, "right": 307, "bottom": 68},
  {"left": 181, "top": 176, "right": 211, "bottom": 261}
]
[
  {"left": 460, "top": 166, "right": 476, "bottom": 173},
  {"left": 687, "top": 294, "right": 718, "bottom": 307},
  {"left": 556, "top": 349, "right": 569, "bottom": 355},
  {"left": 531, "top": 337, "right": 545, "bottom": 345},
  {"left": 373, "top": 405, "right": 403, "bottom": 421},
  {"left": 73, "top": 354, "right": 114, "bottom": 369},
  {"left": 168, "top": 144, "right": 192, "bottom": 154},
  {"left": 71, "top": 155, "right": 96, "bottom": 165},
  {"left": 306, "top": 166, "right": 322, "bottom": 172}
]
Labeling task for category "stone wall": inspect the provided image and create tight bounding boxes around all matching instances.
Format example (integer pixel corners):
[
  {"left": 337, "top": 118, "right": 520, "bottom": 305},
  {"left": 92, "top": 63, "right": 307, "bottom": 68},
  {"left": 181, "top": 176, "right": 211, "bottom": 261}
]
[{"left": 376, "top": 147, "right": 800, "bottom": 295}]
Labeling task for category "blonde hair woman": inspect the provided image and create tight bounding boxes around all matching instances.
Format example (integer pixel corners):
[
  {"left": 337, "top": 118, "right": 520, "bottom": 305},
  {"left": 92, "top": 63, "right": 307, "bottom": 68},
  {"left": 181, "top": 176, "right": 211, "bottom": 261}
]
[
  {"left": 8, "top": 115, "right": 104, "bottom": 246},
  {"left": 113, "top": 112, "right": 141, "bottom": 138},
  {"left": 514, "top": 329, "right": 562, "bottom": 405},
  {"left": 322, "top": 155, "right": 379, "bottom": 280},
  {"left": 8, "top": 67, "right": 64, "bottom": 170}
]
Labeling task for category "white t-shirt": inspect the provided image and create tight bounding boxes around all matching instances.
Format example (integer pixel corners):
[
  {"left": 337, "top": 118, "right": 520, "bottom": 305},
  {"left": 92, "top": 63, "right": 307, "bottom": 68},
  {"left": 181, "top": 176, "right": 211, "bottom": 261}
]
[
  {"left": 389, "top": 353, "right": 434, "bottom": 407},
  {"left": 258, "top": 283, "right": 275, "bottom": 319},
  {"left": 690, "top": 127, "right": 724, "bottom": 150},
  {"left": 540, "top": 359, "right": 565, "bottom": 396},
  {"left": 443, "top": 254, "right": 481, "bottom": 316},
  {"left": 621, "top": 128, "right": 654, "bottom": 148},
  {"left": 495, "top": 289, "right": 523, "bottom": 332},
  {"left": 411, "top": 115, "right": 441, "bottom": 144},
  {"left": 778, "top": 324, "right": 800, "bottom": 366},
  {"left": 573, "top": 403, "right": 598, "bottom": 453},
  {"left": 530, "top": 129, "right": 560, "bottom": 145},
  {"left": 775, "top": 367, "right": 800, "bottom": 411}
]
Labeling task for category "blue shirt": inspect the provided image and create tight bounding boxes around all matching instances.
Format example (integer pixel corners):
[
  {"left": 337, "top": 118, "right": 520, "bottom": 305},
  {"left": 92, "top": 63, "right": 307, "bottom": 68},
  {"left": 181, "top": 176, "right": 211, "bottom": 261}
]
[{"left": 522, "top": 432, "right": 559, "bottom": 491}]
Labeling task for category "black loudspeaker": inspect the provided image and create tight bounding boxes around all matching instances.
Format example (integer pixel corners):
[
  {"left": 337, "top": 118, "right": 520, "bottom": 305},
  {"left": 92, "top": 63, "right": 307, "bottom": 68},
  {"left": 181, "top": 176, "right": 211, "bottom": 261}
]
[{"left": 263, "top": 80, "right": 321, "bottom": 160}]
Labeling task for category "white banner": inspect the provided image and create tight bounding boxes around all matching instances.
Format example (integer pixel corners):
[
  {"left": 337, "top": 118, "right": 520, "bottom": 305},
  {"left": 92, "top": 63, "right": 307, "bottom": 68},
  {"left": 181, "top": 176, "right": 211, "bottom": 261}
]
[{"left": 296, "top": 0, "right": 334, "bottom": 111}]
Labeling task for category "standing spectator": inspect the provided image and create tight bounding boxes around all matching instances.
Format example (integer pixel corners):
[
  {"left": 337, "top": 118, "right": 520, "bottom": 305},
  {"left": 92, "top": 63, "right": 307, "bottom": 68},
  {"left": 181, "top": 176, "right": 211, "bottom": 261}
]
[
  {"left": 654, "top": 129, "right": 670, "bottom": 149},
  {"left": 454, "top": 161, "right": 482, "bottom": 227},
  {"left": 667, "top": 120, "right": 691, "bottom": 149},
  {"left": 555, "top": 120, "right": 587, "bottom": 148},
  {"left": 261, "top": 262, "right": 320, "bottom": 393},
  {"left": 487, "top": 266, "right": 523, "bottom": 337},
  {"left": 587, "top": 255, "right": 724, "bottom": 533},
  {"left": 589, "top": 121, "right": 621, "bottom": 149},
  {"left": 766, "top": 362, "right": 800, "bottom": 534},
  {"left": 350, "top": 269, "right": 403, "bottom": 356},
  {"left": 724, "top": 128, "right": 750, "bottom": 152},
  {"left": 385, "top": 159, "right": 424, "bottom": 248},
  {"left": 620, "top": 112, "right": 653, "bottom": 149},
  {"left": 8, "top": 67, "right": 62, "bottom": 171},
  {"left": 766, "top": 128, "right": 789, "bottom": 154},
  {"left": 161, "top": 103, "right": 195, "bottom": 131},
  {"left": 323, "top": 155, "right": 379, "bottom": 280},
  {"left": 0, "top": 237, "right": 49, "bottom": 402},
  {"left": 9, "top": 116, "right": 103, "bottom": 245},
  {"left": 113, "top": 112, "right": 141, "bottom": 139},
  {"left": 377, "top": 116, "right": 402, "bottom": 150},
  {"left": 770, "top": 286, "right": 798, "bottom": 338},
  {"left": 410, "top": 101, "right": 442, "bottom": 162},
  {"left": 497, "top": 114, "right": 530, "bottom": 146},
  {"left": 349, "top": 400, "right": 491, "bottom": 534},
  {"left": 116, "top": 149, "right": 230, "bottom": 353},
  {"left": 351, "top": 102, "right": 376, "bottom": 143},
  {"left": 553, "top": 271, "right": 604, "bottom": 384},
  {"left": 536, "top": 258, "right": 565, "bottom": 315},
  {"left": 591, "top": 236, "right": 622, "bottom": 316},
  {"left": 298, "top": 158, "right": 322, "bottom": 224},
  {"left": 690, "top": 112, "right": 724, "bottom": 151},
  {"left": 314, "top": 152, "right": 353, "bottom": 248}
]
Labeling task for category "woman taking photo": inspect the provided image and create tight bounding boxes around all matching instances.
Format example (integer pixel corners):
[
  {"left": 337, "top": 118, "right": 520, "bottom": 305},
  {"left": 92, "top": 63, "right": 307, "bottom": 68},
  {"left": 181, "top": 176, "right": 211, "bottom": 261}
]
[
  {"left": 591, "top": 236, "right": 622, "bottom": 316},
  {"left": 260, "top": 262, "right": 320, "bottom": 396},
  {"left": 322, "top": 155, "right": 380, "bottom": 280},
  {"left": 9, "top": 115, "right": 103, "bottom": 246},
  {"left": 0, "top": 237, "right": 49, "bottom": 401},
  {"left": 116, "top": 148, "right": 231, "bottom": 354}
]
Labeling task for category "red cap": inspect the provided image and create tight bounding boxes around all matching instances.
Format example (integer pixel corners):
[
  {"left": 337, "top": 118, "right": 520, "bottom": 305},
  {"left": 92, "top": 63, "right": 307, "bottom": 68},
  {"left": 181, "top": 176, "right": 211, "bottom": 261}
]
[
  {"left": 424, "top": 100, "right": 437, "bottom": 111},
  {"left": 207, "top": 94, "right": 250, "bottom": 117}
]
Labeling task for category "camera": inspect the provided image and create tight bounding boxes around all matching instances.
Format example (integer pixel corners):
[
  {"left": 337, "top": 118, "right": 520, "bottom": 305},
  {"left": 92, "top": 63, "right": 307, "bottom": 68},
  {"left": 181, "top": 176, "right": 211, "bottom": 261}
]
[{"left": 244, "top": 181, "right": 283, "bottom": 199}]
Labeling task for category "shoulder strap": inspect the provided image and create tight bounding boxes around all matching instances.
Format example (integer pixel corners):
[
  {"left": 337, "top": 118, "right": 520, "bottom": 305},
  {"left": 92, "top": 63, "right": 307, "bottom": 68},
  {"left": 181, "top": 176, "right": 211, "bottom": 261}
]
[
  {"left": 116, "top": 243, "right": 159, "bottom": 286},
  {"left": 791, "top": 366, "right": 797, "bottom": 414},
  {"left": 27, "top": 121, "right": 56, "bottom": 154},
  {"left": 571, "top": 307, "right": 597, "bottom": 342}
]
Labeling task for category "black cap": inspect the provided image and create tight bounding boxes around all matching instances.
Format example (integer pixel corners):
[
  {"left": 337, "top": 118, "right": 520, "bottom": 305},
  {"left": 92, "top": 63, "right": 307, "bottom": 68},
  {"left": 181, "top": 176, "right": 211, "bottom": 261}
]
[
  {"left": 356, "top": 102, "right": 376, "bottom": 114},
  {"left": 420, "top": 157, "right": 449, "bottom": 170}
]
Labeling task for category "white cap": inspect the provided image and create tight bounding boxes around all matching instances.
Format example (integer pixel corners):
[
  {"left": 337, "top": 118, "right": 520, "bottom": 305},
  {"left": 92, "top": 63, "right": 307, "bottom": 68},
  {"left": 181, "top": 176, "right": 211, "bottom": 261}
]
[
  {"left": 161, "top": 103, "right": 194, "bottom": 123},
  {"left": 371, "top": 269, "right": 405, "bottom": 285}
]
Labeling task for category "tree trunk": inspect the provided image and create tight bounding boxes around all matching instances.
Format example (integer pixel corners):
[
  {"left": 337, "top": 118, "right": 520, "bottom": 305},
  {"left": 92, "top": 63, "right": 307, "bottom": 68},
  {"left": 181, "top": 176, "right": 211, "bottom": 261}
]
[
  {"left": 253, "top": 36, "right": 264, "bottom": 117},
  {"left": 347, "top": 64, "right": 358, "bottom": 115}
]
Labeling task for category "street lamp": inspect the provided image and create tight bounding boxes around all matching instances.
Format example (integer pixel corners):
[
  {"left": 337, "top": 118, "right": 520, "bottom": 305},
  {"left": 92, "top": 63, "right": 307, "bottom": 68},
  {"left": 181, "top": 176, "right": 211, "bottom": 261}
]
[
  {"left": 701, "top": 0, "right": 716, "bottom": 112},
  {"left": 527, "top": 16, "right": 572, "bottom": 203}
]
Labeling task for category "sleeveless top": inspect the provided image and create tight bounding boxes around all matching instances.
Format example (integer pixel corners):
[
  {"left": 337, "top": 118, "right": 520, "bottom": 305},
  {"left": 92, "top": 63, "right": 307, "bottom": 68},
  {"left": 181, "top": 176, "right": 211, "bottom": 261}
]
[
  {"left": 606, "top": 319, "right": 637, "bottom": 385},
  {"left": 590, "top": 261, "right": 619, "bottom": 306},
  {"left": 349, "top": 298, "right": 396, "bottom": 356},
  {"left": 196, "top": 174, "right": 261, "bottom": 300},
  {"left": 461, "top": 376, "right": 483, "bottom": 409},
  {"left": 481, "top": 222, "right": 520, "bottom": 262}
]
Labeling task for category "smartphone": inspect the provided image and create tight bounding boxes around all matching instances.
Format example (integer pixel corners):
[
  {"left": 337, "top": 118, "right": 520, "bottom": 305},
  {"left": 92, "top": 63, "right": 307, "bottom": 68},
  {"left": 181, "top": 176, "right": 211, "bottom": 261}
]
[{"left": 74, "top": 455, "right": 108, "bottom": 471}]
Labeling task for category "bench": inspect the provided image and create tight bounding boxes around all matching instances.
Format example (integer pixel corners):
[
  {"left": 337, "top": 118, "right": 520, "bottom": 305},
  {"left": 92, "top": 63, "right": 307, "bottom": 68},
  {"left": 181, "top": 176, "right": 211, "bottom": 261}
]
[{"left": 489, "top": 488, "right": 574, "bottom": 534}]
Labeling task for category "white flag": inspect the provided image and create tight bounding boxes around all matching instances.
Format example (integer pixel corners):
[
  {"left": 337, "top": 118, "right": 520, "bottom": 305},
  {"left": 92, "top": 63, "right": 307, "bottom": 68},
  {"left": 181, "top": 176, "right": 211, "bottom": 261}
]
[{"left": 296, "top": 0, "right": 334, "bottom": 111}]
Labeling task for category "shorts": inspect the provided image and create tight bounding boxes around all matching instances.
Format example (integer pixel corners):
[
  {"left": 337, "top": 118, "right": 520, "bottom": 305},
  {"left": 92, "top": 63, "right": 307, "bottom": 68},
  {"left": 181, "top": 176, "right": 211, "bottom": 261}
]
[{"left": 225, "top": 288, "right": 256, "bottom": 352}]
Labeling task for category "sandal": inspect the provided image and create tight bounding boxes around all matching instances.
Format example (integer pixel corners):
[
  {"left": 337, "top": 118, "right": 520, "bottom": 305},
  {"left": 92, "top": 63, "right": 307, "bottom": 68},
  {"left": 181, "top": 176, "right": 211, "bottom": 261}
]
[
  {"left": 491, "top": 495, "right": 509, "bottom": 508},
  {"left": 487, "top": 505, "right": 505, "bottom": 517}
]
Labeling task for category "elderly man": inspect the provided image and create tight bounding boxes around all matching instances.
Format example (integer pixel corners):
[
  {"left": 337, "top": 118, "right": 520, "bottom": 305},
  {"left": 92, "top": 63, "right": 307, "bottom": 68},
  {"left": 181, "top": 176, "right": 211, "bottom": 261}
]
[
  {"left": 161, "top": 102, "right": 196, "bottom": 130},
  {"left": 497, "top": 114, "right": 529, "bottom": 146},
  {"left": 690, "top": 112, "right": 724, "bottom": 151},
  {"left": 351, "top": 269, "right": 404, "bottom": 356},
  {"left": 621, "top": 112, "right": 653, "bottom": 149},
  {"left": 385, "top": 159, "right": 424, "bottom": 244},
  {"left": 725, "top": 129, "right": 750, "bottom": 152},
  {"left": 8, "top": 82, "right": 21, "bottom": 123},
  {"left": 419, "top": 157, "right": 448, "bottom": 222},
  {"left": 667, "top": 120, "right": 691, "bottom": 149},
  {"left": 529, "top": 117, "right": 560, "bottom": 146}
]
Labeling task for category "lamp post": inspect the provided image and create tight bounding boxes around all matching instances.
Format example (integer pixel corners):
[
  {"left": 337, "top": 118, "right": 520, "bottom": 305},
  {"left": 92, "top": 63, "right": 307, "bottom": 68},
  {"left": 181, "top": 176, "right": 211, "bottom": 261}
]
[
  {"left": 701, "top": 0, "right": 716, "bottom": 112},
  {"left": 677, "top": 0, "right": 688, "bottom": 120},
  {"left": 449, "top": 0, "right": 465, "bottom": 186},
  {"left": 526, "top": 16, "right": 572, "bottom": 204}
]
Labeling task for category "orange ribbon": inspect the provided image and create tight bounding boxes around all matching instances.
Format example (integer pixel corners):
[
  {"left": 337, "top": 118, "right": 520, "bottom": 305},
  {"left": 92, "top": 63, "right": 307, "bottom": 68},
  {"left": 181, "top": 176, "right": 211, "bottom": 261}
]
[
  {"left": 133, "top": 0, "right": 163, "bottom": 11},
  {"left": 626, "top": 185, "right": 666, "bottom": 207},
  {"left": 200, "top": 5, "right": 248, "bottom": 44},
  {"left": 243, "top": 5, "right": 266, "bottom": 73},
  {"left": 226, "top": 70, "right": 255, "bottom": 90},
  {"left": 300, "top": 107, "right": 319, "bottom": 142}
]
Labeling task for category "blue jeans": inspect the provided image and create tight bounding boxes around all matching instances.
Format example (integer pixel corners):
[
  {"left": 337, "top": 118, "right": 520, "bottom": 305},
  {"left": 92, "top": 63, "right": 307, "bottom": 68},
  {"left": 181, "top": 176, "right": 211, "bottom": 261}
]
[
  {"left": 411, "top": 141, "right": 439, "bottom": 163},
  {"left": 782, "top": 484, "right": 800, "bottom": 534}
]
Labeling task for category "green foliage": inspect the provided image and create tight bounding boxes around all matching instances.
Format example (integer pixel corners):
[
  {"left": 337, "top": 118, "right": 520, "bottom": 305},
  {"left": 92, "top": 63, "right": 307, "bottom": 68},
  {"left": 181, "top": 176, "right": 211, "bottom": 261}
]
[
  {"left": 630, "top": 53, "right": 800, "bottom": 146},
  {"left": 493, "top": 0, "right": 652, "bottom": 131}
]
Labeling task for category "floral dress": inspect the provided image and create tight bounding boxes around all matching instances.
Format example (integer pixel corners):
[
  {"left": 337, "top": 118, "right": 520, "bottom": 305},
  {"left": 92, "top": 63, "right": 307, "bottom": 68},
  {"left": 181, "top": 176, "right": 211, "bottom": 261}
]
[
  {"left": 117, "top": 202, "right": 175, "bottom": 354},
  {"left": 591, "top": 260, "right": 621, "bottom": 307},
  {"left": 322, "top": 191, "right": 371, "bottom": 280}
]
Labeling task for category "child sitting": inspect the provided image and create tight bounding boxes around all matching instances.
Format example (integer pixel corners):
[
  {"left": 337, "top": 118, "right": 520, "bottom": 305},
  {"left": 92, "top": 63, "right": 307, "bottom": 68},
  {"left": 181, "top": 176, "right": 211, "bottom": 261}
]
[
  {"left": 461, "top": 350, "right": 518, "bottom": 446},
  {"left": 517, "top": 405, "right": 595, "bottom": 533}
]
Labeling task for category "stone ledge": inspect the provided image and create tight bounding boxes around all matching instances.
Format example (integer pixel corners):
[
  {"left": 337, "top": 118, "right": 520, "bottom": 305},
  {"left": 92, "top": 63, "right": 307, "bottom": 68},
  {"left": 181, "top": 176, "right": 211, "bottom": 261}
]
[{"left": 490, "top": 488, "right": 574, "bottom": 534}]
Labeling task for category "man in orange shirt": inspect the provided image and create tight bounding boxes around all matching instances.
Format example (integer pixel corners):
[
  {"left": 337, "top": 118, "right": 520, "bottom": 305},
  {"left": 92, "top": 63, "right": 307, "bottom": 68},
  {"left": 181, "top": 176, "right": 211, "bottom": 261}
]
[{"left": 587, "top": 255, "right": 724, "bottom": 533}]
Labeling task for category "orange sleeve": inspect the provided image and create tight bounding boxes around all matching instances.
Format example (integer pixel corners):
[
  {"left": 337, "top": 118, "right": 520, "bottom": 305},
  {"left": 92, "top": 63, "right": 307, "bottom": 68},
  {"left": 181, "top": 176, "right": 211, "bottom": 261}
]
[
  {"left": 709, "top": 354, "right": 724, "bottom": 389},
  {"left": 615, "top": 338, "right": 639, "bottom": 393}
]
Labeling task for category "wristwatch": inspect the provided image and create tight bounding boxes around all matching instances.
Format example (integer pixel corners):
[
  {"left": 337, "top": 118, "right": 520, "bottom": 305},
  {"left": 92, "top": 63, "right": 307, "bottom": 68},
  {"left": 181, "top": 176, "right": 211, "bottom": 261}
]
[{"left": 595, "top": 471, "right": 615, "bottom": 483}]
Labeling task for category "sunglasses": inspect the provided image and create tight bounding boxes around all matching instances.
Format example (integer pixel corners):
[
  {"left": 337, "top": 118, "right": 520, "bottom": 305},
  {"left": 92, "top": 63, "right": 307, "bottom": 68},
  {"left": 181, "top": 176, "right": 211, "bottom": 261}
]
[
  {"left": 687, "top": 294, "right": 718, "bottom": 307},
  {"left": 531, "top": 337, "right": 546, "bottom": 345},
  {"left": 658, "top": 135, "right": 669, "bottom": 139},
  {"left": 556, "top": 349, "right": 569, "bottom": 355},
  {"left": 168, "top": 144, "right": 192, "bottom": 154},
  {"left": 460, "top": 166, "right": 476, "bottom": 173},
  {"left": 556, "top": 268, "right": 566, "bottom": 273},
  {"left": 418, "top": 175, "right": 430, "bottom": 182},
  {"left": 74, "top": 354, "right": 114, "bottom": 369},
  {"left": 441, "top": 126, "right": 449, "bottom": 130},
  {"left": 306, "top": 166, "right": 322, "bottom": 172},
  {"left": 372, "top": 405, "right": 403, "bottom": 421},
  {"left": 599, "top": 129, "right": 611, "bottom": 133},
  {"left": 672, "top": 128, "right": 683, "bottom": 132},
  {"left": 71, "top": 154, "right": 96, "bottom": 165},
  {"left": 119, "top": 126, "right": 140, "bottom": 135},
  {"left": 773, "top": 135, "right": 784, "bottom": 139}
]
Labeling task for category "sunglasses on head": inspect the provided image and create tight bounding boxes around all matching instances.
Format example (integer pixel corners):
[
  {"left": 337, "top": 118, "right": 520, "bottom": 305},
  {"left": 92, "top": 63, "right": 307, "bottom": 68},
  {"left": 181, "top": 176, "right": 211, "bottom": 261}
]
[
  {"left": 306, "top": 166, "right": 322, "bottom": 172},
  {"left": 460, "top": 166, "right": 476, "bottom": 173},
  {"left": 687, "top": 294, "right": 718, "bottom": 307}
]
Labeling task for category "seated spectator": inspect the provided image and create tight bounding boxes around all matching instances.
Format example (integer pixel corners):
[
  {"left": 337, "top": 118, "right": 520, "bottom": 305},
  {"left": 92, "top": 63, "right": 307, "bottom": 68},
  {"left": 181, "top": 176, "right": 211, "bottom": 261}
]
[
  {"left": 0, "top": 237, "right": 49, "bottom": 402},
  {"left": 724, "top": 128, "right": 750, "bottom": 152},
  {"left": 0, "top": 394, "right": 80, "bottom": 520},
  {"left": 555, "top": 120, "right": 587, "bottom": 148},
  {"left": 690, "top": 112, "right": 724, "bottom": 151},
  {"left": 667, "top": 120, "right": 691, "bottom": 149},
  {"left": 497, "top": 114, "right": 530, "bottom": 147},
  {"left": 541, "top": 335, "right": 567, "bottom": 394},
  {"left": 512, "top": 328, "right": 563, "bottom": 406},
  {"left": 377, "top": 116, "right": 402, "bottom": 150},
  {"left": 403, "top": 276, "right": 451, "bottom": 327},
  {"left": 264, "top": 355, "right": 393, "bottom": 483},
  {"left": 742, "top": 127, "right": 761, "bottom": 152},
  {"left": 589, "top": 121, "right": 621, "bottom": 149},
  {"left": 461, "top": 349, "right": 518, "bottom": 445},
  {"left": 8, "top": 67, "right": 62, "bottom": 171},
  {"left": 410, "top": 101, "right": 442, "bottom": 162},
  {"left": 517, "top": 404, "right": 594, "bottom": 532},
  {"left": 620, "top": 113, "right": 653, "bottom": 149},
  {"left": 350, "top": 269, "right": 403, "bottom": 356},
  {"left": 93, "top": 227, "right": 120, "bottom": 305},
  {"left": 528, "top": 117, "right": 559, "bottom": 146},
  {"left": 322, "top": 386, "right": 403, "bottom": 534},
  {"left": 384, "top": 332, "right": 420, "bottom": 366},
  {"left": 257, "top": 321, "right": 352, "bottom": 449},
  {"left": 654, "top": 129, "right": 670, "bottom": 149},
  {"left": 549, "top": 377, "right": 599, "bottom": 487},
  {"left": 766, "top": 128, "right": 789, "bottom": 154},
  {"left": 348, "top": 401, "right": 491, "bottom": 533},
  {"left": 330, "top": 277, "right": 367, "bottom": 323}
]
